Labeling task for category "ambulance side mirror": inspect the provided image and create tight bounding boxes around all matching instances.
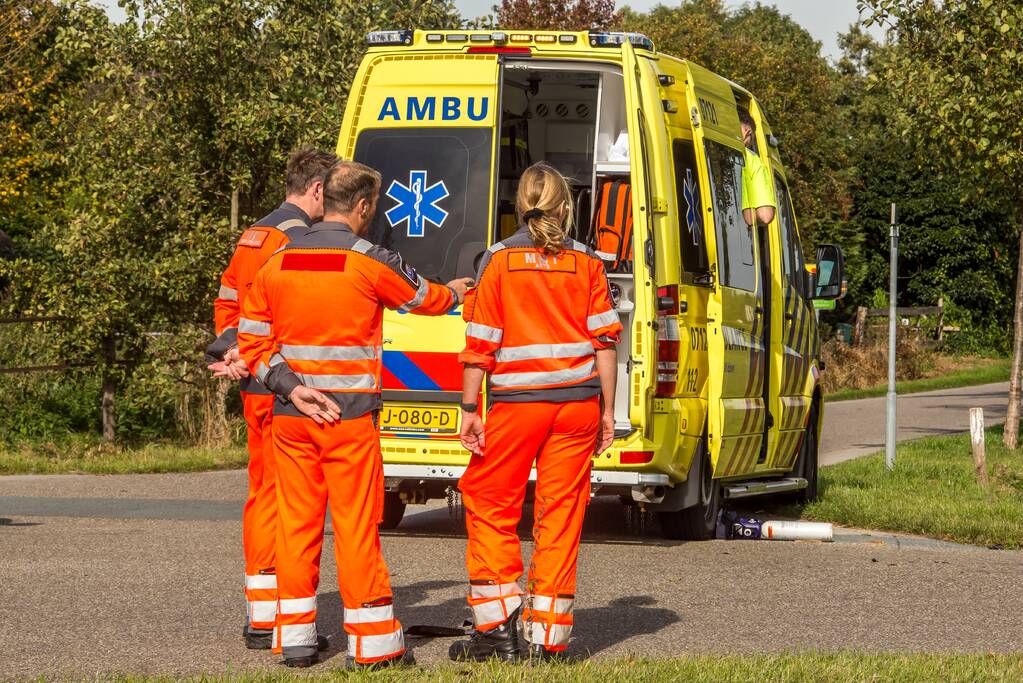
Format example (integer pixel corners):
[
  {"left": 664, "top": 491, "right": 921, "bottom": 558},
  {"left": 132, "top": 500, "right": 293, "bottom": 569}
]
[{"left": 812, "top": 244, "right": 845, "bottom": 300}]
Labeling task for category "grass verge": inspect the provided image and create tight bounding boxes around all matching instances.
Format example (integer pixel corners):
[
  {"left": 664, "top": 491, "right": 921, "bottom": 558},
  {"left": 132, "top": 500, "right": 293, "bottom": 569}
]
[
  {"left": 805, "top": 425, "right": 1023, "bottom": 548},
  {"left": 0, "top": 434, "right": 246, "bottom": 475},
  {"left": 106, "top": 654, "right": 1023, "bottom": 682},
  {"left": 825, "top": 357, "right": 1010, "bottom": 402}
]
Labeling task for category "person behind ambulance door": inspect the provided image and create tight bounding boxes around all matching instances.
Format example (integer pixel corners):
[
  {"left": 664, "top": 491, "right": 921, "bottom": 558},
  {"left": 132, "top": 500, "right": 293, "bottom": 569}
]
[
  {"left": 451, "top": 162, "right": 622, "bottom": 662},
  {"left": 738, "top": 108, "right": 776, "bottom": 227},
  {"left": 237, "top": 160, "right": 472, "bottom": 669},
  {"left": 204, "top": 147, "right": 337, "bottom": 651}
]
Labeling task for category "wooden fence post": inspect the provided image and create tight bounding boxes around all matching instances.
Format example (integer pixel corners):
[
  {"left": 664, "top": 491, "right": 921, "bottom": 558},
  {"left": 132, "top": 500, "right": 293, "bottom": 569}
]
[
  {"left": 970, "top": 407, "right": 988, "bottom": 488},
  {"left": 101, "top": 336, "right": 116, "bottom": 443},
  {"left": 853, "top": 306, "right": 867, "bottom": 346}
]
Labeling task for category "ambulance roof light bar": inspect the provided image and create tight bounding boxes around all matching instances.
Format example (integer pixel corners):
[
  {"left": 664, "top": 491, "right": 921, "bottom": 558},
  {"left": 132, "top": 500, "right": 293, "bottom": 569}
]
[
  {"left": 588, "top": 31, "right": 655, "bottom": 51},
  {"left": 366, "top": 29, "right": 413, "bottom": 46}
]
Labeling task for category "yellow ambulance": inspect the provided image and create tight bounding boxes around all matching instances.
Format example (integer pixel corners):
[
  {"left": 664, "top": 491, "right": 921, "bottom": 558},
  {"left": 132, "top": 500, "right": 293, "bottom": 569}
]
[{"left": 336, "top": 29, "right": 845, "bottom": 539}]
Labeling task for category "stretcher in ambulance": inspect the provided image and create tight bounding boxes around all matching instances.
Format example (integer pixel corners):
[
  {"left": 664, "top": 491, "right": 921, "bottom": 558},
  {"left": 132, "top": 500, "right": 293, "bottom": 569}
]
[{"left": 336, "top": 29, "right": 845, "bottom": 539}]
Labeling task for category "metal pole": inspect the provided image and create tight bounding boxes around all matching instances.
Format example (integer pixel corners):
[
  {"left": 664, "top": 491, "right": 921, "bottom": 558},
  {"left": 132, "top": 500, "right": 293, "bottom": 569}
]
[{"left": 886, "top": 203, "right": 898, "bottom": 471}]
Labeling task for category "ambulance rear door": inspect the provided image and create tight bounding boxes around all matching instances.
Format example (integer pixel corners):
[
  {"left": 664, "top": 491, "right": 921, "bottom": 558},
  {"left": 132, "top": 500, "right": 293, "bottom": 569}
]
[
  {"left": 619, "top": 41, "right": 659, "bottom": 435},
  {"left": 338, "top": 52, "right": 500, "bottom": 438},
  {"left": 683, "top": 64, "right": 767, "bottom": 476}
]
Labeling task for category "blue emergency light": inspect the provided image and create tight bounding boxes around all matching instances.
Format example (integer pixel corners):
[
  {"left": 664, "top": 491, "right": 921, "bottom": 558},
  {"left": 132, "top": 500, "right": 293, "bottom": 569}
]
[
  {"left": 588, "top": 32, "right": 655, "bottom": 51},
  {"left": 366, "top": 30, "right": 413, "bottom": 46}
]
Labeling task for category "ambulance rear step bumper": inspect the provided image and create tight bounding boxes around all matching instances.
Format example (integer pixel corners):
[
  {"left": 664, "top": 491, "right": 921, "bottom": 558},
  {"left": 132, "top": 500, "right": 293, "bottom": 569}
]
[
  {"left": 383, "top": 464, "right": 670, "bottom": 487},
  {"left": 724, "top": 477, "right": 807, "bottom": 499}
]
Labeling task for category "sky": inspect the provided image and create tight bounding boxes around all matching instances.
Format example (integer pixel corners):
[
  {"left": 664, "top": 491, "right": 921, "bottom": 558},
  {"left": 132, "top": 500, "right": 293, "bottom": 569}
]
[{"left": 93, "top": 0, "right": 879, "bottom": 61}]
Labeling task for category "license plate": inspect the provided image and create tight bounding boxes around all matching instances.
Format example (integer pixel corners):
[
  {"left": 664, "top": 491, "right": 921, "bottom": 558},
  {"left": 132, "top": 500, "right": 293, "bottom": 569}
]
[{"left": 380, "top": 405, "right": 458, "bottom": 434}]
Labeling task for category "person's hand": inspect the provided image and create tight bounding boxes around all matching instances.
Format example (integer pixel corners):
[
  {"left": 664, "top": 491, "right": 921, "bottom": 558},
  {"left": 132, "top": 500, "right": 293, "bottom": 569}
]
[
  {"left": 596, "top": 411, "right": 615, "bottom": 454},
  {"left": 460, "top": 410, "right": 486, "bottom": 456},
  {"left": 446, "top": 277, "right": 475, "bottom": 303},
  {"left": 288, "top": 386, "right": 341, "bottom": 425},
  {"left": 207, "top": 360, "right": 231, "bottom": 378}
]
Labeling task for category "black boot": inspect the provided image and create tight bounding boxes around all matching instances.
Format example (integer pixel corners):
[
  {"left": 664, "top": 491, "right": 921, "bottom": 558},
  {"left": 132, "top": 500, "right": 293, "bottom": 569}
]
[
  {"left": 246, "top": 630, "right": 328, "bottom": 652},
  {"left": 448, "top": 607, "right": 523, "bottom": 663},
  {"left": 350, "top": 650, "right": 416, "bottom": 670},
  {"left": 527, "top": 643, "right": 572, "bottom": 662}
]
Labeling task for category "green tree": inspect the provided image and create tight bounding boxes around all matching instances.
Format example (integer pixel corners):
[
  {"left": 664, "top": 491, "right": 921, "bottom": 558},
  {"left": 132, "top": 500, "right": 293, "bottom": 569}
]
[
  {"left": 861, "top": 0, "right": 1023, "bottom": 447},
  {"left": 495, "top": 0, "right": 620, "bottom": 30},
  {"left": 0, "top": 0, "right": 460, "bottom": 441}
]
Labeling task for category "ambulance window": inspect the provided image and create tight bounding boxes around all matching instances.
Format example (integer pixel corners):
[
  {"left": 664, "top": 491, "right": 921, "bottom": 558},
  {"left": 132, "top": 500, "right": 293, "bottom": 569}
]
[
  {"left": 774, "top": 174, "right": 808, "bottom": 297},
  {"left": 705, "top": 141, "right": 756, "bottom": 292},
  {"left": 671, "top": 139, "right": 709, "bottom": 274},
  {"left": 354, "top": 128, "right": 493, "bottom": 282}
]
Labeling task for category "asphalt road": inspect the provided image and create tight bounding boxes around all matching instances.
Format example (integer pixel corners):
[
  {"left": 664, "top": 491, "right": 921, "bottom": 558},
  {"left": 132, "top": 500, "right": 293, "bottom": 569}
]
[
  {"left": 0, "top": 381, "right": 1018, "bottom": 678},
  {"left": 820, "top": 381, "right": 1009, "bottom": 465}
]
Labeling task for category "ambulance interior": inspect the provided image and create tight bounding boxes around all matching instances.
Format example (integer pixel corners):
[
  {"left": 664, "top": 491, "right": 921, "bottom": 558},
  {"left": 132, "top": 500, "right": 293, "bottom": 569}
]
[{"left": 497, "top": 64, "right": 634, "bottom": 431}]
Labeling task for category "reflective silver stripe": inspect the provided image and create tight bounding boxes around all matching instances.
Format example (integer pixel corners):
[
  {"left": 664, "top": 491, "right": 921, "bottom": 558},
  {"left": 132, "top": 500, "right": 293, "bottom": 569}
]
[
  {"left": 594, "top": 250, "right": 616, "bottom": 260},
  {"left": 532, "top": 596, "right": 574, "bottom": 614},
  {"left": 471, "top": 595, "right": 521, "bottom": 628},
  {"left": 586, "top": 309, "right": 620, "bottom": 332},
  {"left": 249, "top": 600, "right": 276, "bottom": 625},
  {"left": 495, "top": 342, "right": 593, "bottom": 363},
  {"left": 269, "top": 352, "right": 286, "bottom": 367},
  {"left": 352, "top": 238, "right": 373, "bottom": 254},
  {"left": 279, "top": 597, "right": 316, "bottom": 614},
  {"left": 568, "top": 239, "right": 588, "bottom": 253},
  {"left": 297, "top": 373, "right": 376, "bottom": 390},
  {"left": 277, "top": 219, "right": 307, "bottom": 232},
  {"left": 280, "top": 344, "right": 377, "bottom": 362},
  {"left": 488, "top": 241, "right": 507, "bottom": 253},
  {"left": 466, "top": 322, "right": 503, "bottom": 343},
  {"left": 239, "top": 318, "right": 271, "bottom": 336},
  {"left": 350, "top": 627, "right": 404, "bottom": 660},
  {"left": 218, "top": 285, "right": 238, "bottom": 301},
  {"left": 255, "top": 363, "right": 269, "bottom": 383},
  {"left": 525, "top": 621, "right": 571, "bottom": 648},
  {"left": 470, "top": 582, "right": 521, "bottom": 599},
  {"left": 245, "top": 574, "right": 277, "bottom": 590},
  {"left": 491, "top": 360, "right": 595, "bottom": 388},
  {"left": 280, "top": 623, "right": 316, "bottom": 647},
  {"left": 344, "top": 604, "right": 393, "bottom": 624},
  {"left": 399, "top": 276, "right": 430, "bottom": 312}
]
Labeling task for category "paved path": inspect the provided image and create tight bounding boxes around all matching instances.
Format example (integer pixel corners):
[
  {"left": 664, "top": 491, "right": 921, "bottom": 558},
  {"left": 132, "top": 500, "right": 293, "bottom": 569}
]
[
  {"left": 820, "top": 381, "right": 1008, "bottom": 466},
  {"left": 1, "top": 381, "right": 1018, "bottom": 678}
]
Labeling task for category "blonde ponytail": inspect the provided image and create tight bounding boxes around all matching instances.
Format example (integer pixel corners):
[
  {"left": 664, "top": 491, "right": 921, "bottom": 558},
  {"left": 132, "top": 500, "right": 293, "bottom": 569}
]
[{"left": 515, "top": 163, "right": 574, "bottom": 255}]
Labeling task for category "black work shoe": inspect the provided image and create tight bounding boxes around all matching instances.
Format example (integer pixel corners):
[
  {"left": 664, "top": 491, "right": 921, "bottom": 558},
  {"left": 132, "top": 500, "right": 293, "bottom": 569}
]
[
  {"left": 350, "top": 650, "right": 416, "bottom": 670},
  {"left": 283, "top": 653, "right": 318, "bottom": 668},
  {"left": 448, "top": 607, "right": 523, "bottom": 663},
  {"left": 246, "top": 633, "right": 328, "bottom": 652},
  {"left": 244, "top": 630, "right": 272, "bottom": 650}
]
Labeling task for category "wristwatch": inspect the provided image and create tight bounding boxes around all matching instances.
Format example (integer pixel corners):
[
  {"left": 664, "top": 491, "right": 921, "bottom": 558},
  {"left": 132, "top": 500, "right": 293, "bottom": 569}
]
[{"left": 460, "top": 401, "right": 479, "bottom": 413}]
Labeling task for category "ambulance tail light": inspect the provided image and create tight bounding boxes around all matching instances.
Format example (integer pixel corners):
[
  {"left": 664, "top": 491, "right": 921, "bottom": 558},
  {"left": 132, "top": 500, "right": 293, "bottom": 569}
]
[
  {"left": 366, "top": 30, "right": 413, "bottom": 46},
  {"left": 656, "top": 285, "right": 680, "bottom": 398},
  {"left": 620, "top": 451, "right": 654, "bottom": 465}
]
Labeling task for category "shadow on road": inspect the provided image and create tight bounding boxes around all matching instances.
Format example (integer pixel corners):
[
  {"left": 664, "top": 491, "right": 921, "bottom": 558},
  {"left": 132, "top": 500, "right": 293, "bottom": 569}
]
[{"left": 573, "top": 595, "right": 681, "bottom": 657}]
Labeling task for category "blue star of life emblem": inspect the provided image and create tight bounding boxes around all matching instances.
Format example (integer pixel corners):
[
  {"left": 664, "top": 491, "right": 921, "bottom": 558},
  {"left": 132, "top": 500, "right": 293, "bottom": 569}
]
[
  {"left": 683, "top": 168, "right": 701, "bottom": 246},
  {"left": 384, "top": 170, "right": 450, "bottom": 238}
]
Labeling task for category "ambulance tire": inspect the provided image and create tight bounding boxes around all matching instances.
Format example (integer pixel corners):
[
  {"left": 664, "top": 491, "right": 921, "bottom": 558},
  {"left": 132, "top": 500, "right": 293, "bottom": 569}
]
[
  {"left": 380, "top": 491, "right": 406, "bottom": 530},
  {"left": 794, "top": 406, "right": 820, "bottom": 504},
  {"left": 658, "top": 439, "right": 720, "bottom": 541}
]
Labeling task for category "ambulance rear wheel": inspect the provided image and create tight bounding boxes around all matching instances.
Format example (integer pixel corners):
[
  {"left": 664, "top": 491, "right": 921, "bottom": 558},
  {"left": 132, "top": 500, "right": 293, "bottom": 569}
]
[
  {"left": 794, "top": 405, "right": 820, "bottom": 504},
  {"left": 380, "top": 492, "right": 406, "bottom": 530},
  {"left": 658, "top": 440, "right": 720, "bottom": 541}
]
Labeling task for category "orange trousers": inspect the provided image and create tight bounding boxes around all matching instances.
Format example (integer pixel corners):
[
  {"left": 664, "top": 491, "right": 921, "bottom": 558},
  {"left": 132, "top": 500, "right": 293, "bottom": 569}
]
[
  {"left": 271, "top": 412, "right": 405, "bottom": 664},
  {"left": 241, "top": 391, "right": 277, "bottom": 633},
  {"left": 459, "top": 397, "right": 598, "bottom": 652}
]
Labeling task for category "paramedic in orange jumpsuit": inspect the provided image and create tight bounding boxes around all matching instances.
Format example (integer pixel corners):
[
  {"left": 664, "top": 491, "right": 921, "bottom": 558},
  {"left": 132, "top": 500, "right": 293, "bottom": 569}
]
[
  {"left": 238, "top": 160, "right": 472, "bottom": 668},
  {"left": 205, "top": 147, "right": 337, "bottom": 650},
  {"left": 452, "top": 162, "right": 622, "bottom": 661}
]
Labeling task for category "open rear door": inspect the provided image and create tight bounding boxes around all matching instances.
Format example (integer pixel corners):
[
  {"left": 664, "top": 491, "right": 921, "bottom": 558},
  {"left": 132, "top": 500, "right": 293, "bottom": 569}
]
[
  {"left": 340, "top": 53, "right": 500, "bottom": 437},
  {"left": 683, "top": 64, "right": 767, "bottom": 476},
  {"left": 619, "top": 41, "right": 658, "bottom": 435}
]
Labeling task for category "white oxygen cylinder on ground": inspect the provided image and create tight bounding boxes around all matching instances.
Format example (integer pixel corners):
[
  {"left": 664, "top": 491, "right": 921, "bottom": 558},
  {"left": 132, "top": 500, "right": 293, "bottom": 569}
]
[{"left": 761, "top": 520, "right": 833, "bottom": 542}]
